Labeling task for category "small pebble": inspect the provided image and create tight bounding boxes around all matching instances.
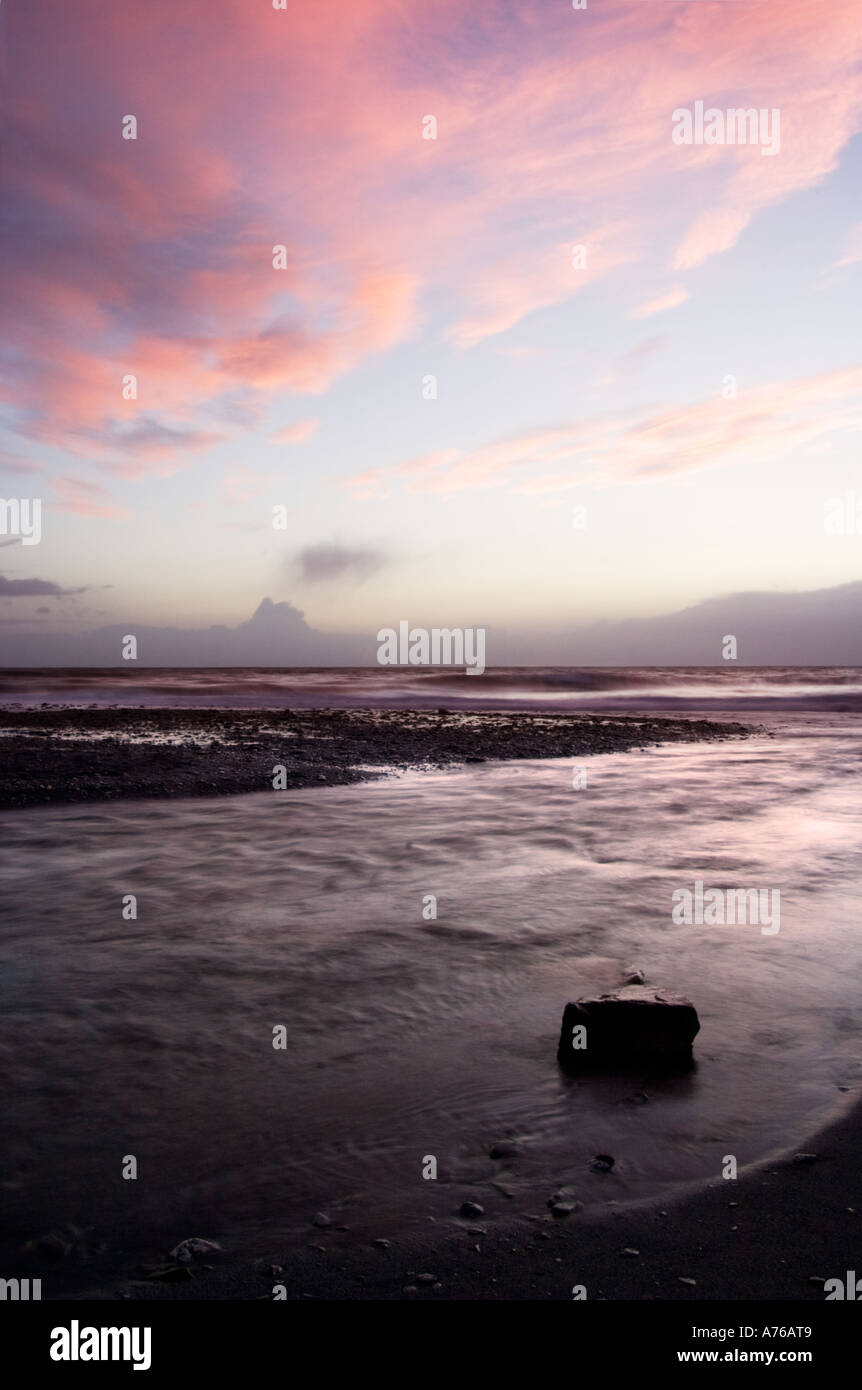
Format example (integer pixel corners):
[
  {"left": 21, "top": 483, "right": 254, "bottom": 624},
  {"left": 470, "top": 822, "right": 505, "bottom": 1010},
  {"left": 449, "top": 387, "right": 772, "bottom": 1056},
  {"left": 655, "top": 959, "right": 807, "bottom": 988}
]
[
  {"left": 460, "top": 1201, "right": 484, "bottom": 1219},
  {"left": 312, "top": 1213, "right": 331, "bottom": 1228}
]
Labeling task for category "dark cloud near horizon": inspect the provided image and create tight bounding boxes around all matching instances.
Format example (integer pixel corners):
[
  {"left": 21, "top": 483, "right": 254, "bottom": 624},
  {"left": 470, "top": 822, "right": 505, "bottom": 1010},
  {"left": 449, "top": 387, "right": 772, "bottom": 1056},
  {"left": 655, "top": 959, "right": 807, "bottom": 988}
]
[
  {"left": 294, "top": 544, "right": 388, "bottom": 584},
  {"left": 0, "top": 574, "right": 71, "bottom": 597},
  {"left": 0, "top": 574, "right": 110, "bottom": 598}
]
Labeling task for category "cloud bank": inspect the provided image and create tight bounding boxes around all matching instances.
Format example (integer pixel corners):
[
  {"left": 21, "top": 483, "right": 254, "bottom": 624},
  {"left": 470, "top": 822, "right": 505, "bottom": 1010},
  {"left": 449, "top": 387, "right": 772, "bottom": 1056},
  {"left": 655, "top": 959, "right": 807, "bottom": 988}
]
[{"left": 3, "top": 584, "right": 862, "bottom": 668}]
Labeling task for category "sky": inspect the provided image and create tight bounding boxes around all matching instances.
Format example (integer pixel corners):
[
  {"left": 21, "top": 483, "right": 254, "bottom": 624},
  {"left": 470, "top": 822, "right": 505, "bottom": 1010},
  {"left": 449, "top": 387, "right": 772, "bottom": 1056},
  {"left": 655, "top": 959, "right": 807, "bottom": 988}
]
[{"left": 1, "top": 0, "right": 861, "bottom": 665}]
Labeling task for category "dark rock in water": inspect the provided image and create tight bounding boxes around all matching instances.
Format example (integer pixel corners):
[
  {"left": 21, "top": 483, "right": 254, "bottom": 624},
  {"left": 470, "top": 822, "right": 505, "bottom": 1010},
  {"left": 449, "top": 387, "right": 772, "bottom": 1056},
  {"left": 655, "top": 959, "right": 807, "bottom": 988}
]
[
  {"left": 591, "top": 1154, "right": 615, "bottom": 1172},
  {"left": 459, "top": 1201, "right": 484, "bottom": 1219},
  {"left": 558, "top": 987, "right": 699, "bottom": 1069},
  {"left": 624, "top": 970, "right": 645, "bottom": 985},
  {"left": 312, "top": 1212, "right": 332, "bottom": 1228},
  {"left": 489, "top": 1140, "right": 519, "bottom": 1159}
]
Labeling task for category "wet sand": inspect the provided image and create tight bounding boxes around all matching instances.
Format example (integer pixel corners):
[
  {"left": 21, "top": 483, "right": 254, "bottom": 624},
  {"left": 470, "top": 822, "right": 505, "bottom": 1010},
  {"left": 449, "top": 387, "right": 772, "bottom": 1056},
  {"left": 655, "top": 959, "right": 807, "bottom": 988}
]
[{"left": 51, "top": 1092, "right": 861, "bottom": 1301}]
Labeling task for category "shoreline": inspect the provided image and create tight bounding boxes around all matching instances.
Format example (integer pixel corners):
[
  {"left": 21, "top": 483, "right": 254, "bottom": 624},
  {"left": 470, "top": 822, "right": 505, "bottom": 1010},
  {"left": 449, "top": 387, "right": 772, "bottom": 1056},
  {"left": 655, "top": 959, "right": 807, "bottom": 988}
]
[
  {"left": 48, "top": 1088, "right": 862, "bottom": 1301},
  {"left": 0, "top": 706, "right": 750, "bottom": 809}
]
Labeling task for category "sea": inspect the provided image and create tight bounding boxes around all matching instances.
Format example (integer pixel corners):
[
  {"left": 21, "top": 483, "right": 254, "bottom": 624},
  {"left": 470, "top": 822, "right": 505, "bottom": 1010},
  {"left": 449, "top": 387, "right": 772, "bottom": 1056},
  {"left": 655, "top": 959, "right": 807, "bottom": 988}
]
[{"left": 1, "top": 666, "right": 861, "bottom": 1286}]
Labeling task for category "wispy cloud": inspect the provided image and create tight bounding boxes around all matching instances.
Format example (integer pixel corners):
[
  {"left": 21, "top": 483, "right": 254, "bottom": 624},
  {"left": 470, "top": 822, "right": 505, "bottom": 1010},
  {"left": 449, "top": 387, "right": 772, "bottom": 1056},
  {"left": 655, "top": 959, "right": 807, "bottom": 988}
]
[
  {"left": 270, "top": 418, "right": 319, "bottom": 445},
  {"left": 835, "top": 219, "right": 862, "bottom": 268},
  {"left": 50, "top": 477, "right": 132, "bottom": 520},
  {"left": 631, "top": 287, "right": 688, "bottom": 319},
  {"left": 344, "top": 366, "right": 862, "bottom": 498}
]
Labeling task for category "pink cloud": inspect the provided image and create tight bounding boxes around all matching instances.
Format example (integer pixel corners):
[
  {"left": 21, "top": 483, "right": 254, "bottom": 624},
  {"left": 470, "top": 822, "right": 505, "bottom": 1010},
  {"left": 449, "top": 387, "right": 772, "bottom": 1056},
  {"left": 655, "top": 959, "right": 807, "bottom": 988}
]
[
  {"left": 270, "top": 419, "right": 319, "bottom": 445},
  {"left": 631, "top": 287, "right": 689, "bottom": 320},
  {"left": 1, "top": 0, "right": 860, "bottom": 474},
  {"left": 51, "top": 477, "right": 133, "bottom": 520},
  {"left": 674, "top": 210, "right": 752, "bottom": 273},
  {"left": 836, "top": 220, "right": 862, "bottom": 268},
  {"left": 449, "top": 229, "right": 635, "bottom": 349},
  {"left": 344, "top": 366, "right": 862, "bottom": 498}
]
